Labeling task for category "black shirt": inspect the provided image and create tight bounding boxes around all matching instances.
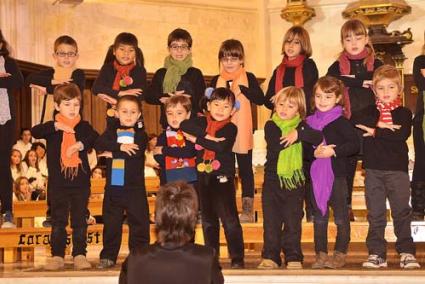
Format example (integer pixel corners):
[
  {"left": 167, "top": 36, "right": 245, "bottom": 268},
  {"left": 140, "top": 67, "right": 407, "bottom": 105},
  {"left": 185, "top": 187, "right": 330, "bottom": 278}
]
[
  {"left": 0, "top": 57, "right": 24, "bottom": 120},
  {"left": 413, "top": 55, "right": 425, "bottom": 114}
]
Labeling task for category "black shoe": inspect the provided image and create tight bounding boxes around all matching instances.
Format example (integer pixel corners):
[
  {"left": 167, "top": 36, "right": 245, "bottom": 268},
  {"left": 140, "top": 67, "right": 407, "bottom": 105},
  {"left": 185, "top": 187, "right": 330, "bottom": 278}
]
[
  {"left": 412, "top": 212, "right": 424, "bottom": 221},
  {"left": 231, "top": 260, "right": 245, "bottom": 269},
  {"left": 42, "top": 218, "right": 52, "bottom": 228}
]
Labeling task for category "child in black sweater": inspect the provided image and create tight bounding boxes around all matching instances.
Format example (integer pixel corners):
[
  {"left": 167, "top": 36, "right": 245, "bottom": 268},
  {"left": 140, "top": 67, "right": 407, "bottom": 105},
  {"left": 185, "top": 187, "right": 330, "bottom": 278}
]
[
  {"left": 181, "top": 87, "right": 245, "bottom": 269},
  {"left": 95, "top": 95, "right": 149, "bottom": 269},
  {"left": 32, "top": 83, "right": 98, "bottom": 270}
]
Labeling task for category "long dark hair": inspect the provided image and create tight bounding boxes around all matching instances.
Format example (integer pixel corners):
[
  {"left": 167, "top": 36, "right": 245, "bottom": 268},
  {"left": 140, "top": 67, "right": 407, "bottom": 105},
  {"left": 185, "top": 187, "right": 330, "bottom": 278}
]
[
  {"left": 0, "top": 29, "right": 11, "bottom": 57},
  {"left": 103, "top": 32, "right": 144, "bottom": 67}
]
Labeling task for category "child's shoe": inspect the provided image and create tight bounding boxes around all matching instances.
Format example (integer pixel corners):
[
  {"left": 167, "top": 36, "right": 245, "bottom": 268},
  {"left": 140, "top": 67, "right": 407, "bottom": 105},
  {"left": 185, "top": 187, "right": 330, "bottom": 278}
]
[
  {"left": 97, "top": 258, "right": 115, "bottom": 269},
  {"left": 257, "top": 258, "right": 279, "bottom": 269},
  {"left": 74, "top": 255, "right": 92, "bottom": 270},
  {"left": 311, "top": 252, "right": 329, "bottom": 269},
  {"left": 1, "top": 211, "right": 16, "bottom": 228},
  {"left": 326, "top": 251, "right": 346, "bottom": 269},
  {"left": 362, "top": 254, "right": 387, "bottom": 268},
  {"left": 286, "top": 261, "right": 303, "bottom": 269},
  {"left": 400, "top": 253, "right": 421, "bottom": 269},
  {"left": 45, "top": 256, "right": 65, "bottom": 271},
  {"left": 239, "top": 197, "right": 255, "bottom": 223},
  {"left": 231, "top": 259, "right": 245, "bottom": 269}
]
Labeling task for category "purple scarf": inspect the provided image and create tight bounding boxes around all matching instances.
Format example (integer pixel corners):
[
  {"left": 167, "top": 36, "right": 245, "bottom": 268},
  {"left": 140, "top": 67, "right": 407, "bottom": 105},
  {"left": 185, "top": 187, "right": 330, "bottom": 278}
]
[{"left": 306, "top": 106, "right": 343, "bottom": 216}]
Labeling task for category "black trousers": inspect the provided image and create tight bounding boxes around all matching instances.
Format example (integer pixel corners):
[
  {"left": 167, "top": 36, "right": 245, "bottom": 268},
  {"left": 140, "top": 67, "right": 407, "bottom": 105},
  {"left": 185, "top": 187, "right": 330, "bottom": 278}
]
[
  {"left": 312, "top": 177, "right": 351, "bottom": 254},
  {"left": 412, "top": 111, "right": 425, "bottom": 214},
  {"left": 236, "top": 151, "right": 254, "bottom": 198},
  {"left": 303, "top": 161, "right": 314, "bottom": 217},
  {"left": 50, "top": 186, "right": 90, "bottom": 257},
  {"left": 199, "top": 174, "right": 244, "bottom": 263},
  {"left": 365, "top": 169, "right": 415, "bottom": 259},
  {"left": 261, "top": 173, "right": 304, "bottom": 265},
  {"left": 100, "top": 189, "right": 150, "bottom": 262},
  {"left": 346, "top": 128, "right": 363, "bottom": 208},
  {"left": 0, "top": 119, "right": 14, "bottom": 214}
]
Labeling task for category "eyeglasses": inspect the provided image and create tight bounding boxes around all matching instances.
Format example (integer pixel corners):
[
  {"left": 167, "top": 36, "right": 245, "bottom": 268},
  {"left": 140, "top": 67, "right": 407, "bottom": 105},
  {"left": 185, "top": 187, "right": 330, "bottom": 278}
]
[
  {"left": 169, "top": 44, "right": 190, "bottom": 51},
  {"left": 220, "top": 56, "right": 240, "bottom": 63},
  {"left": 55, "top": 52, "right": 77, "bottom": 58}
]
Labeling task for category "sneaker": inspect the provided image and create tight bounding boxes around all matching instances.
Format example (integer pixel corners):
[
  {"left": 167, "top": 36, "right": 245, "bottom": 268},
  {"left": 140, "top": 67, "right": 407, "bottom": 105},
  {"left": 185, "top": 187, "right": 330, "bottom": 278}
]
[
  {"left": 74, "top": 255, "right": 92, "bottom": 270},
  {"left": 231, "top": 260, "right": 245, "bottom": 269},
  {"left": 45, "top": 256, "right": 65, "bottom": 271},
  {"left": 362, "top": 254, "right": 387, "bottom": 268},
  {"left": 42, "top": 217, "right": 52, "bottom": 228},
  {"left": 286, "top": 261, "right": 303, "bottom": 269},
  {"left": 326, "top": 251, "right": 346, "bottom": 269},
  {"left": 400, "top": 253, "right": 421, "bottom": 269},
  {"left": 97, "top": 258, "right": 115, "bottom": 269},
  {"left": 257, "top": 258, "right": 279, "bottom": 269},
  {"left": 312, "top": 252, "right": 329, "bottom": 269},
  {"left": 1, "top": 211, "right": 16, "bottom": 229}
]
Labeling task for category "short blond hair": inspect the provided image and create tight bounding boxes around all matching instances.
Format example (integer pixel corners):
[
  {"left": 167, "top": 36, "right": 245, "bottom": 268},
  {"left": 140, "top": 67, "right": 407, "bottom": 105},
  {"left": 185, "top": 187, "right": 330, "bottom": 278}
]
[
  {"left": 273, "top": 86, "right": 306, "bottom": 119},
  {"left": 372, "top": 64, "right": 402, "bottom": 90}
]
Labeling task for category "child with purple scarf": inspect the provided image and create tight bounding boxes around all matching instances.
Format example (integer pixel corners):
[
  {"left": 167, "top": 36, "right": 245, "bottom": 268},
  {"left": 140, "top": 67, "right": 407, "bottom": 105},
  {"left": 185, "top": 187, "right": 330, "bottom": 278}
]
[{"left": 307, "top": 76, "right": 359, "bottom": 269}]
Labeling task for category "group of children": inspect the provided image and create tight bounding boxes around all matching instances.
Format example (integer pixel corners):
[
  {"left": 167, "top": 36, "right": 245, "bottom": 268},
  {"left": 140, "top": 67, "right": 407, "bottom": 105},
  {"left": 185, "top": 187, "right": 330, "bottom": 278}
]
[{"left": 0, "top": 17, "right": 424, "bottom": 271}]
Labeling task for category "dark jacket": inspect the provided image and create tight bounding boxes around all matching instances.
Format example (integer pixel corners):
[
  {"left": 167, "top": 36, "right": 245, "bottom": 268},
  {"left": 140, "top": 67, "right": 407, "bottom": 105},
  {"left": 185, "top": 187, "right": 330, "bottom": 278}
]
[
  {"left": 413, "top": 55, "right": 425, "bottom": 115},
  {"left": 0, "top": 57, "right": 24, "bottom": 121}
]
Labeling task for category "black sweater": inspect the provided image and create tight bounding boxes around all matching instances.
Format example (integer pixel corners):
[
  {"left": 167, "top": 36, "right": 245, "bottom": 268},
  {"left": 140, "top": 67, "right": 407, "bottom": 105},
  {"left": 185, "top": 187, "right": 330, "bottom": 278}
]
[
  {"left": 351, "top": 105, "right": 412, "bottom": 172},
  {"left": 306, "top": 116, "right": 360, "bottom": 177},
  {"left": 145, "top": 67, "right": 206, "bottom": 128},
  {"left": 31, "top": 120, "right": 98, "bottom": 188},
  {"left": 327, "top": 59, "right": 383, "bottom": 116},
  {"left": 180, "top": 116, "right": 237, "bottom": 177},
  {"left": 264, "top": 121, "right": 323, "bottom": 174},
  {"left": 264, "top": 58, "right": 318, "bottom": 114},
  {"left": 413, "top": 55, "right": 425, "bottom": 114},
  {"left": 95, "top": 124, "right": 148, "bottom": 190},
  {"left": 0, "top": 57, "right": 24, "bottom": 120}
]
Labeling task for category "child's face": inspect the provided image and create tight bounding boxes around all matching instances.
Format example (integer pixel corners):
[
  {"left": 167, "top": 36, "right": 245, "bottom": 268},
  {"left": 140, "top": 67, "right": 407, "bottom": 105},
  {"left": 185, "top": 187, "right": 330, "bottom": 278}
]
[
  {"left": 374, "top": 78, "right": 400, "bottom": 104},
  {"left": 314, "top": 87, "right": 341, "bottom": 112},
  {"left": 275, "top": 97, "right": 299, "bottom": 120},
  {"left": 220, "top": 56, "right": 243, "bottom": 73},
  {"left": 53, "top": 44, "right": 78, "bottom": 68},
  {"left": 166, "top": 103, "right": 190, "bottom": 129},
  {"left": 11, "top": 151, "right": 22, "bottom": 166},
  {"left": 148, "top": 137, "right": 157, "bottom": 150},
  {"left": 342, "top": 33, "right": 368, "bottom": 56},
  {"left": 284, "top": 35, "right": 302, "bottom": 60},
  {"left": 21, "top": 130, "right": 32, "bottom": 144},
  {"left": 35, "top": 146, "right": 46, "bottom": 159},
  {"left": 116, "top": 100, "right": 141, "bottom": 127},
  {"left": 54, "top": 98, "right": 81, "bottom": 120},
  {"left": 92, "top": 168, "right": 103, "bottom": 179},
  {"left": 114, "top": 44, "right": 136, "bottom": 65},
  {"left": 19, "top": 178, "right": 30, "bottom": 193},
  {"left": 207, "top": 98, "right": 234, "bottom": 121},
  {"left": 168, "top": 40, "right": 191, "bottom": 61},
  {"left": 28, "top": 151, "right": 37, "bottom": 166}
]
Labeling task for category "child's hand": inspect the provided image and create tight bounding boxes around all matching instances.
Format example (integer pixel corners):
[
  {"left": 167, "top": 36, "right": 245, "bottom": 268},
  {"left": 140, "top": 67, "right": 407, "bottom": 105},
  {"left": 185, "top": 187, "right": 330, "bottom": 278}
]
[
  {"left": 52, "top": 78, "right": 73, "bottom": 85},
  {"left": 280, "top": 130, "right": 298, "bottom": 147},
  {"left": 356, "top": 124, "right": 375, "bottom": 137},
  {"left": 98, "top": 93, "right": 117, "bottom": 105},
  {"left": 376, "top": 121, "right": 401, "bottom": 131},
  {"left": 314, "top": 143, "right": 336, "bottom": 158},
  {"left": 153, "top": 146, "right": 162, "bottom": 155},
  {"left": 205, "top": 134, "right": 225, "bottom": 142},
  {"left": 269, "top": 95, "right": 277, "bottom": 104},
  {"left": 183, "top": 132, "right": 197, "bottom": 143},
  {"left": 362, "top": 80, "right": 373, "bottom": 88},
  {"left": 341, "top": 74, "right": 355, "bottom": 78},
  {"left": 120, "top": 143, "right": 139, "bottom": 156},
  {"left": 0, "top": 72, "right": 11, "bottom": 77},
  {"left": 98, "top": 151, "right": 112, "bottom": 158},
  {"left": 66, "top": 142, "right": 83, "bottom": 158},
  {"left": 55, "top": 122, "right": 75, "bottom": 133},
  {"left": 159, "top": 97, "right": 169, "bottom": 104},
  {"left": 174, "top": 90, "right": 186, "bottom": 96},
  {"left": 29, "top": 84, "right": 47, "bottom": 94},
  {"left": 118, "top": 88, "right": 142, "bottom": 97}
]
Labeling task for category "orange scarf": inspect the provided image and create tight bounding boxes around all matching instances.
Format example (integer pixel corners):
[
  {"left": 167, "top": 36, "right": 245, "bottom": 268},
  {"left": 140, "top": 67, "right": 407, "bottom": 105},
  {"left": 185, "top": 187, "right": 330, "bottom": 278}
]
[
  {"left": 216, "top": 66, "right": 251, "bottom": 154},
  {"left": 55, "top": 113, "right": 82, "bottom": 180}
]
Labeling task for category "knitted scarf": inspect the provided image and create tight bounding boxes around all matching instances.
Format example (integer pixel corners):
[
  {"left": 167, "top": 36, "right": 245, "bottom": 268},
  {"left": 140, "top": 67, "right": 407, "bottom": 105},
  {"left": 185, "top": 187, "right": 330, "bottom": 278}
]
[
  {"left": 163, "top": 54, "right": 193, "bottom": 94},
  {"left": 306, "top": 105, "right": 343, "bottom": 216},
  {"left": 376, "top": 97, "right": 401, "bottom": 124},
  {"left": 338, "top": 48, "right": 375, "bottom": 119},
  {"left": 112, "top": 60, "right": 135, "bottom": 91},
  {"left": 271, "top": 113, "right": 305, "bottom": 190},
  {"left": 0, "top": 56, "right": 11, "bottom": 125},
  {"left": 55, "top": 113, "right": 82, "bottom": 180},
  {"left": 111, "top": 128, "right": 135, "bottom": 186},
  {"left": 216, "top": 66, "right": 251, "bottom": 154},
  {"left": 275, "top": 55, "right": 305, "bottom": 92}
]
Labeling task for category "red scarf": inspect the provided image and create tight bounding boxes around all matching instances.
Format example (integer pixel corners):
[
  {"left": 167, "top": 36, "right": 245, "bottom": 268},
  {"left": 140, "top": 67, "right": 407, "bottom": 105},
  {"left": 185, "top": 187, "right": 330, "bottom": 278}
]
[
  {"left": 275, "top": 55, "right": 305, "bottom": 92},
  {"left": 203, "top": 113, "right": 231, "bottom": 161},
  {"left": 112, "top": 60, "right": 135, "bottom": 91},
  {"left": 338, "top": 48, "right": 375, "bottom": 118},
  {"left": 376, "top": 97, "right": 401, "bottom": 124}
]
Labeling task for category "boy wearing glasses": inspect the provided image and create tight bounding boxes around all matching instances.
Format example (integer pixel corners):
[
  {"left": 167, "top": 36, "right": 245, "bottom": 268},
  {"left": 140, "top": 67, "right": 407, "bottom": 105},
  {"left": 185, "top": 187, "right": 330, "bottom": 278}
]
[
  {"left": 26, "top": 35, "right": 85, "bottom": 123},
  {"left": 145, "top": 28, "right": 206, "bottom": 129}
]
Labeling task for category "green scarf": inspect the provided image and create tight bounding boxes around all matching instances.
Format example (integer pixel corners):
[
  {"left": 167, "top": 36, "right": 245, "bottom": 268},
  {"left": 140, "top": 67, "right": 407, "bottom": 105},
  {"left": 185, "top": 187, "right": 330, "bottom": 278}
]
[
  {"left": 162, "top": 54, "right": 193, "bottom": 94},
  {"left": 271, "top": 113, "right": 305, "bottom": 190}
]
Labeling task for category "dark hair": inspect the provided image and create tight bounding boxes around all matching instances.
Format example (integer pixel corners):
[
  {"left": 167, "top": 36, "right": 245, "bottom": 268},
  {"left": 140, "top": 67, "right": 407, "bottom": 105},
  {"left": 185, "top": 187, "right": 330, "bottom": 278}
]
[
  {"left": 20, "top": 128, "right": 31, "bottom": 137},
  {"left": 31, "top": 142, "right": 46, "bottom": 152},
  {"left": 199, "top": 87, "right": 236, "bottom": 113},
  {"left": 155, "top": 181, "right": 198, "bottom": 246},
  {"left": 103, "top": 32, "right": 144, "bottom": 67},
  {"left": 53, "top": 83, "right": 82, "bottom": 105},
  {"left": 218, "top": 39, "right": 245, "bottom": 62},
  {"left": 116, "top": 95, "right": 142, "bottom": 113},
  {"left": 167, "top": 28, "right": 192, "bottom": 48},
  {"left": 282, "top": 25, "right": 312, "bottom": 58},
  {"left": 311, "top": 76, "right": 345, "bottom": 111},
  {"left": 54, "top": 35, "right": 78, "bottom": 53},
  {"left": 0, "top": 29, "right": 11, "bottom": 57},
  {"left": 164, "top": 94, "right": 192, "bottom": 113}
]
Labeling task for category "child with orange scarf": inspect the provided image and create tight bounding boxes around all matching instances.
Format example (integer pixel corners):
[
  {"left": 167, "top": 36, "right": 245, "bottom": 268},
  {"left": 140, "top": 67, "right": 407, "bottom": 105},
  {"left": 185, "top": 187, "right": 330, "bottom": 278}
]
[
  {"left": 210, "top": 39, "right": 264, "bottom": 223},
  {"left": 32, "top": 83, "right": 98, "bottom": 271}
]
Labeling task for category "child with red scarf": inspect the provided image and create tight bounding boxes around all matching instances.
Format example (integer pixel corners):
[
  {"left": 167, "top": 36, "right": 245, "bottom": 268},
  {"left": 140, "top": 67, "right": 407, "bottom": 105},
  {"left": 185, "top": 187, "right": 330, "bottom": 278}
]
[
  {"left": 181, "top": 87, "right": 245, "bottom": 269},
  {"left": 31, "top": 83, "right": 98, "bottom": 271},
  {"left": 327, "top": 19, "right": 383, "bottom": 220},
  {"left": 353, "top": 65, "right": 420, "bottom": 269},
  {"left": 92, "top": 32, "right": 146, "bottom": 126},
  {"left": 210, "top": 39, "right": 264, "bottom": 223}
]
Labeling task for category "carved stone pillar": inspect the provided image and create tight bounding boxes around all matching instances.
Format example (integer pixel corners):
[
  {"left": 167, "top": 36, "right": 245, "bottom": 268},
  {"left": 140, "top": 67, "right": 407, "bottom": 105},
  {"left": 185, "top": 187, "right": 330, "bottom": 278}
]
[{"left": 281, "top": 0, "right": 315, "bottom": 26}]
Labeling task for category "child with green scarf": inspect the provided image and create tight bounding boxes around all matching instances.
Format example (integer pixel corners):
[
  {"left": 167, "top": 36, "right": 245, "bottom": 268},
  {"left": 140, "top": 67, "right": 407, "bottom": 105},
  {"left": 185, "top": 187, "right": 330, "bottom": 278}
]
[
  {"left": 258, "top": 86, "right": 322, "bottom": 270},
  {"left": 145, "top": 28, "right": 206, "bottom": 129}
]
